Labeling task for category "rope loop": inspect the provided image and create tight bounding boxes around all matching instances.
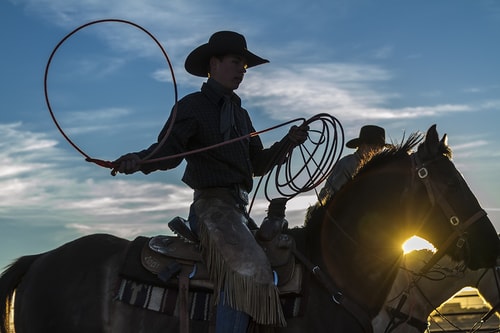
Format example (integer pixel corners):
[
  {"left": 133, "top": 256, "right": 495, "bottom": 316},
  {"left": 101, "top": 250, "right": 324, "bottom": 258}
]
[{"left": 44, "top": 18, "right": 178, "bottom": 168}]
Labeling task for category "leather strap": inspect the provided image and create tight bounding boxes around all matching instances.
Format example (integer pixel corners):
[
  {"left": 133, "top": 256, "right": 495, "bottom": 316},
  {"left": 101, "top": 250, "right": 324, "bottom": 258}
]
[
  {"left": 178, "top": 266, "right": 191, "bottom": 333},
  {"left": 292, "top": 248, "right": 373, "bottom": 333}
]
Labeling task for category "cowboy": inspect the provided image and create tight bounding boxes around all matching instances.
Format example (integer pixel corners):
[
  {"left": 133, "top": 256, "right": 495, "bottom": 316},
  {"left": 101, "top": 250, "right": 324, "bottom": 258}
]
[
  {"left": 318, "top": 125, "right": 389, "bottom": 201},
  {"left": 113, "top": 31, "right": 308, "bottom": 332}
]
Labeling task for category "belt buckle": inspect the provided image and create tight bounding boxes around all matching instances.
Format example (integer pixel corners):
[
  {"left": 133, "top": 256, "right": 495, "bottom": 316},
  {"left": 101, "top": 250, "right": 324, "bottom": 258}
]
[{"left": 235, "top": 185, "right": 249, "bottom": 205}]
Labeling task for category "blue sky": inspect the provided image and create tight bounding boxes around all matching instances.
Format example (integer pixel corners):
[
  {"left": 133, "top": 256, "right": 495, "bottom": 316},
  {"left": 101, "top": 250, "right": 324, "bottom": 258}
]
[{"left": 1, "top": 0, "right": 499, "bottom": 270}]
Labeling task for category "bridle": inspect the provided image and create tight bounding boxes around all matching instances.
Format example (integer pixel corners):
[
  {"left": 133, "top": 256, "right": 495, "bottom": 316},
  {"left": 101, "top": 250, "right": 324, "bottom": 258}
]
[
  {"left": 299, "top": 146, "right": 488, "bottom": 333},
  {"left": 409, "top": 153, "right": 487, "bottom": 275},
  {"left": 379, "top": 151, "right": 489, "bottom": 332}
]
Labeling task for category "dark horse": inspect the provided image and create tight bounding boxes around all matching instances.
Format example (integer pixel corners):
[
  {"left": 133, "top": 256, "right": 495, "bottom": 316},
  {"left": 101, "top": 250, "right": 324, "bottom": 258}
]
[{"left": 1, "top": 125, "right": 499, "bottom": 333}]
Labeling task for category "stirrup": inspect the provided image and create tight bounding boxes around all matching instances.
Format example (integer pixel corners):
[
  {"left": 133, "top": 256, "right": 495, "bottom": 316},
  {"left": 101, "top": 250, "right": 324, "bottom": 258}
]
[{"left": 168, "top": 216, "right": 199, "bottom": 243}]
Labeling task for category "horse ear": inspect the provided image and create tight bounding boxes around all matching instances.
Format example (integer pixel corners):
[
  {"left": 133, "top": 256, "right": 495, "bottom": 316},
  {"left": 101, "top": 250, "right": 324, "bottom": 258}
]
[
  {"left": 426, "top": 124, "right": 439, "bottom": 144},
  {"left": 418, "top": 124, "right": 439, "bottom": 159},
  {"left": 440, "top": 133, "right": 448, "bottom": 149}
]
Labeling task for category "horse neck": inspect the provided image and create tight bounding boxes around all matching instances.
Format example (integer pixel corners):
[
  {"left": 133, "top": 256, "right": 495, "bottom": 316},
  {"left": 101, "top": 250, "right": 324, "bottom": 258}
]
[
  {"left": 319, "top": 158, "right": 414, "bottom": 314},
  {"left": 319, "top": 204, "right": 401, "bottom": 285}
]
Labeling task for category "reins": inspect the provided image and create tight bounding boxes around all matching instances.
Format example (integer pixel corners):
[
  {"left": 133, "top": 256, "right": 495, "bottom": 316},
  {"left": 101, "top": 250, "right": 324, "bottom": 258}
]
[{"left": 291, "top": 247, "right": 374, "bottom": 333}]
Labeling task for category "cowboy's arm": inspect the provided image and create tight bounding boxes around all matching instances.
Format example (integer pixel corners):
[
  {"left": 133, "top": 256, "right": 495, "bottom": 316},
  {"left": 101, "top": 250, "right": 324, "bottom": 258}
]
[{"left": 113, "top": 104, "right": 194, "bottom": 175}]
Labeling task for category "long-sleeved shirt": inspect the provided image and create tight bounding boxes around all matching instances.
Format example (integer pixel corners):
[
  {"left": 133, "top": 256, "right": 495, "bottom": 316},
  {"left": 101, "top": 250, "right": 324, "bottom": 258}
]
[
  {"left": 318, "top": 151, "right": 362, "bottom": 200},
  {"left": 136, "top": 79, "right": 287, "bottom": 192}
]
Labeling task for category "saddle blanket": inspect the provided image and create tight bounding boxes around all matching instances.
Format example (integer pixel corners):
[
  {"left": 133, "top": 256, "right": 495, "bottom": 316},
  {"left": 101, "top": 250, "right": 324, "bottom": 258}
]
[
  {"left": 116, "top": 278, "right": 304, "bottom": 320},
  {"left": 116, "top": 278, "right": 213, "bottom": 321}
]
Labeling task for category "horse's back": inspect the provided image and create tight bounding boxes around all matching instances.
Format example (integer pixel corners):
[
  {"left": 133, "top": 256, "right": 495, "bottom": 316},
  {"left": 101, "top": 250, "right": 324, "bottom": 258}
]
[{"left": 13, "top": 234, "right": 129, "bottom": 333}]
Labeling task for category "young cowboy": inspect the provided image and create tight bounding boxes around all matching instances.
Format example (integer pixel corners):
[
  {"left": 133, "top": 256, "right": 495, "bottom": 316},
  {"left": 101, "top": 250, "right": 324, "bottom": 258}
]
[{"left": 113, "top": 31, "right": 308, "bottom": 332}]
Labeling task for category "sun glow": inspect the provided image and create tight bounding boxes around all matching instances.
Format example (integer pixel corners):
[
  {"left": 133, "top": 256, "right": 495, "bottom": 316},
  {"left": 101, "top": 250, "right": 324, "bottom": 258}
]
[{"left": 402, "top": 235, "right": 436, "bottom": 254}]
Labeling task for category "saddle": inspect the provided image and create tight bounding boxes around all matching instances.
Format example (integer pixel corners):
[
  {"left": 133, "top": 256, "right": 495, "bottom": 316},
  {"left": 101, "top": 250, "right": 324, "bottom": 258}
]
[{"left": 141, "top": 232, "right": 303, "bottom": 295}]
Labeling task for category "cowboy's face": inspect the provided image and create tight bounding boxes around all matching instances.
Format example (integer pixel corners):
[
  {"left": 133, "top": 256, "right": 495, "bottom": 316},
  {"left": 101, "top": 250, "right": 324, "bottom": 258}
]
[{"left": 209, "top": 54, "right": 247, "bottom": 91}]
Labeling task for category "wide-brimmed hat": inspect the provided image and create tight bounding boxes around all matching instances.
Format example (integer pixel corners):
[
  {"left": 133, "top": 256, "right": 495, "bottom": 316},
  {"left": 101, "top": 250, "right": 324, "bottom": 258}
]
[
  {"left": 346, "top": 125, "right": 388, "bottom": 148},
  {"left": 184, "top": 31, "right": 269, "bottom": 77}
]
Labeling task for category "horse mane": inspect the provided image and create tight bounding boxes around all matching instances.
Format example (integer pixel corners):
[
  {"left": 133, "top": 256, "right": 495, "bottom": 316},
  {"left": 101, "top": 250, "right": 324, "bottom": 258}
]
[
  {"left": 354, "top": 131, "right": 424, "bottom": 179},
  {"left": 305, "top": 131, "right": 424, "bottom": 230}
]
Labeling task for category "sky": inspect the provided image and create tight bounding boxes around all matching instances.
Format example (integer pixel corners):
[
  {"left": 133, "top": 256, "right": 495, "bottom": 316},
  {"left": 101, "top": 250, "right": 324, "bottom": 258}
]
[{"left": 1, "top": 0, "right": 499, "bottom": 271}]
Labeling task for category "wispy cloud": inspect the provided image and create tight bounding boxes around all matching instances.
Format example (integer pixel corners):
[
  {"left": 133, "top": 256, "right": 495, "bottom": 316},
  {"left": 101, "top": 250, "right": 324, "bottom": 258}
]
[
  {"left": 0, "top": 123, "right": 189, "bottom": 234},
  {"left": 239, "top": 65, "right": 487, "bottom": 123}
]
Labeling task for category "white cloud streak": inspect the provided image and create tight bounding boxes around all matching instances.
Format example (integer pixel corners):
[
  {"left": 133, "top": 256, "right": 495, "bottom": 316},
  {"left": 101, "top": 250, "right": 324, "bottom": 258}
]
[{"left": 0, "top": 123, "right": 191, "bottom": 236}]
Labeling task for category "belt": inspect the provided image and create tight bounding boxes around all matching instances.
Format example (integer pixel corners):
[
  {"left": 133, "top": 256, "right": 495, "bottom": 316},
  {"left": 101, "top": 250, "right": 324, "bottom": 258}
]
[{"left": 194, "top": 185, "right": 249, "bottom": 206}]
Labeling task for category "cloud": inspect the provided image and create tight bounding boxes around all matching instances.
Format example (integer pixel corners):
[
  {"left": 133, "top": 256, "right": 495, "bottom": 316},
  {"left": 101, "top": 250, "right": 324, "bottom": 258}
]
[
  {"left": 0, "top": 123, "right": 191, "bottom": 235},
  {"left": 238, "top": 64, "right": 486, "bottom": 123},
  {"left": 56, "top": 107, "right": 134, "bottom": 135}
]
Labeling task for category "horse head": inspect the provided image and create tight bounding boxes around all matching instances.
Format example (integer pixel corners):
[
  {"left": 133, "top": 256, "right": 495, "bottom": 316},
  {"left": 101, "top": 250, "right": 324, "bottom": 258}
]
[
  {"left": 314, "top": 124, "right": 498, "bottom": 317},
  {"left": 410, "top": 124, "right": 499, "bottom": 270}
]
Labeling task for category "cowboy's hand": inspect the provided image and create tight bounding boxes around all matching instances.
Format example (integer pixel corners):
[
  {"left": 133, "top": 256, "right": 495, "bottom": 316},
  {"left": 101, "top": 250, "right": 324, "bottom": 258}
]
[
  {"left": 287, "top": 124, "right": 309, "bottom": 146},
  {"left": 112, "top": 153, "right": 141, "bottom": 175}
]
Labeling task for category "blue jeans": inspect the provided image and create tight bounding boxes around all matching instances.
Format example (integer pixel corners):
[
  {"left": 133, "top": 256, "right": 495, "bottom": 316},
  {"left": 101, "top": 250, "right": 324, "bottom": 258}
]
[{"left": 216, "top": 292, "right": 250, "bottom": 333}]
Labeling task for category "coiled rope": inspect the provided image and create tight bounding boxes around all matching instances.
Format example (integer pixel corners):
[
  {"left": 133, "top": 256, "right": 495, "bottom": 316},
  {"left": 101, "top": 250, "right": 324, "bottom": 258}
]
[{"left": 250, "top": 113, "right": 344, "bottom": 211}]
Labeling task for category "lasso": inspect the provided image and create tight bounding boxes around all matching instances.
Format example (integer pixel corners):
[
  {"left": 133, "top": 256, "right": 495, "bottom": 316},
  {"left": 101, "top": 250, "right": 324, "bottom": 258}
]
[{"left": 44, "top": 19, "right": 344, "bottom": 202}]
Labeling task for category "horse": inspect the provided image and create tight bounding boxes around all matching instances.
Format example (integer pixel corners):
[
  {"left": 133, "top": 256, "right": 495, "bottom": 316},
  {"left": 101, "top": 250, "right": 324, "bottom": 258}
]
[
  {"left": 372, "top": 249, "right": 500, "bottom": 333},
  {"left": 1, "top": 124, "right": 499, "bottom": 333}
]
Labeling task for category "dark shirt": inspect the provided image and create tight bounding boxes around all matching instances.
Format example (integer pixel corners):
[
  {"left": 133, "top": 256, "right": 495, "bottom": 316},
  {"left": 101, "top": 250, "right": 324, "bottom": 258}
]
[{"left": 136, "top": 79, "right": 286, "bottom": 192}]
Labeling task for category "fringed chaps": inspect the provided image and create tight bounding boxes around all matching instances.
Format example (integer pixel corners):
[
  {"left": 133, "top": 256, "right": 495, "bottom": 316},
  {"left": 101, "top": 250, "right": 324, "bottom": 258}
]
[{"left": 194, "top": 192, "right": 286, "bottom": 327}]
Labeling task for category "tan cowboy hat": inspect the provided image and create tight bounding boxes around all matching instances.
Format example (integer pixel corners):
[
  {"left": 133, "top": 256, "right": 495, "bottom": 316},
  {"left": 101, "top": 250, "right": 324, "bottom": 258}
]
[
  {"left": 346, "top": 125, "right": 388, "bottom": 149},
  {"left": 184, "top": 31, "right": 269, "bottom": 77}
]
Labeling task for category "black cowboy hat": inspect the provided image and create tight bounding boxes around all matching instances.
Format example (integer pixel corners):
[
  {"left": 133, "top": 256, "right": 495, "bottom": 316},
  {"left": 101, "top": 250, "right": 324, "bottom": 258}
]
[
  {"left": 184, "top": 31, "right": 269, "bottom": 77},
  {"left": 346, "top": 125, "right": 388, "bottom": 149}
]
